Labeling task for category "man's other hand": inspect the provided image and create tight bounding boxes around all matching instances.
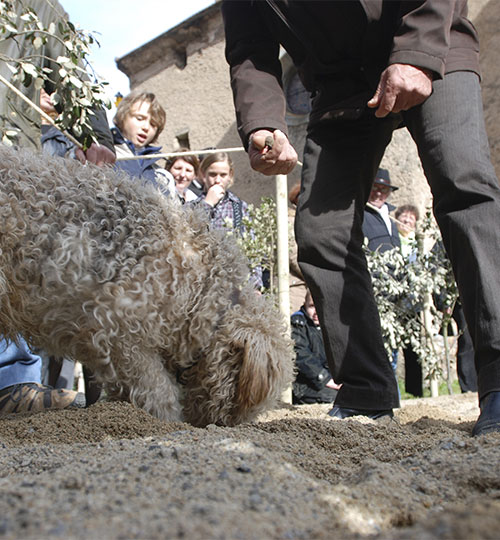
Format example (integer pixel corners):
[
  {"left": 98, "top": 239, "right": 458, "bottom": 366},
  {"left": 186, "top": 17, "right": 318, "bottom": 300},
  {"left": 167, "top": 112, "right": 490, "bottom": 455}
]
[
  {"left": 367, "top": 64, "right": 433, "bottom": 118},
  {"left": 248, "top": 129, "right": 298, "bottom": 176},
  {"left": 75, "top": 142, "right": 116, "bottom": 167}
]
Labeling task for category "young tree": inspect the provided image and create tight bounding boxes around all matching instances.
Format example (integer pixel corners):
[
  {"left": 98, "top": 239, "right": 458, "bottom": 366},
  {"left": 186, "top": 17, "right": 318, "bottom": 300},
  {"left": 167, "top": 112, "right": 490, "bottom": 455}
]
[
  {"left": 365, "top": 209, "right": 459, "bottom": 391},
  {"left": 227, "top": 197, "right": 279, "bottom": 294},
  {"left": 0, "top": 0, "right": 109, "bottom": 148}
]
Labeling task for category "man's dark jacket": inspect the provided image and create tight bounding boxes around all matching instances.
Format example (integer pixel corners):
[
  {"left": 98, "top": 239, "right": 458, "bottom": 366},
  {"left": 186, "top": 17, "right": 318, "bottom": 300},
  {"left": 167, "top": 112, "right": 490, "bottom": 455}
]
[
  {"left": 291, "top": 307, "right": 337, "bottom": 404},
  {"left": 222, "top": 0, "right": 480, "bottom": 147},
  {"left": 363, "top": 203, "right": 401, "bottom": 253}
]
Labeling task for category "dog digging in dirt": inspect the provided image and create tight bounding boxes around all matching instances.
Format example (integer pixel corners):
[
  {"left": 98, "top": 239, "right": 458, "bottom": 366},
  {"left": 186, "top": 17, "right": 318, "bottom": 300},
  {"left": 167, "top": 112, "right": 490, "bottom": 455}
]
[{"left": 0, "top": 145, "right": 294, "bottom": 427}]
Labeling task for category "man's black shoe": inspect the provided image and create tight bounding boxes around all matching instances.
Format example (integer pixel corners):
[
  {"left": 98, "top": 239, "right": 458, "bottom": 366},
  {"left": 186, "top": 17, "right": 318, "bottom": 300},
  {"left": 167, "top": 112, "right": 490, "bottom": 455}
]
[
  {"left": 328, "top": 406, "right": 393, "bottom": 420},
  {"left": 472, "top": 391, "right": 500, "bottom": 436}
]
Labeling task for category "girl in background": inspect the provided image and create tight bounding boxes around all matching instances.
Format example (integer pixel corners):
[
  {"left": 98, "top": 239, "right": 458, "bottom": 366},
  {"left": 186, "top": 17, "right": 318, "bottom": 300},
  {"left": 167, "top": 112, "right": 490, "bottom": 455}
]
[{"left": 195, "top": 152, "right": 262, "bottom": 289}]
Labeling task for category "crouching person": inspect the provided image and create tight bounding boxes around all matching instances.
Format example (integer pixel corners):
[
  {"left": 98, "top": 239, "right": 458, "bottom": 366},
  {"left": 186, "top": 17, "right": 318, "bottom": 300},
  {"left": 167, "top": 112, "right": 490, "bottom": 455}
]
[{"left": 292, "top": 290, "right": 341, "bottom": 404}]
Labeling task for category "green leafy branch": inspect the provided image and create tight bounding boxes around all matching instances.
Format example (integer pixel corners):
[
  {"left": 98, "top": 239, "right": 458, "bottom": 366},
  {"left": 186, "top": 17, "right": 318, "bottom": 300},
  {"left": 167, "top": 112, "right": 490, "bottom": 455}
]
[
  {"left": 365, "top": 209, "right": 459, "bottom": 387},
  {"left": 0, "top": 0, "right": 110, "bottom": 148},
  {"left": 224, "top": 197, "right": 278, "bottom": 295}
]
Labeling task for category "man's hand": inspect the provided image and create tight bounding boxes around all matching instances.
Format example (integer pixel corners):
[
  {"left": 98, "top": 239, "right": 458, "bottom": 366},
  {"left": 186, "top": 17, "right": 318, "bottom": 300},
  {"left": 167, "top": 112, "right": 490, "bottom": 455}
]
[
  {"left": 75, "top": 142, "right": 116, "bottom": 167},
  {"left": 248, "top": 129, "right": 298, "bottom": 176},
  {"left": 367, "top": 64, "right": 433, "bottom": 118},
  {"left": 326, "top": 378, "right": 342, "bottom": 390}
]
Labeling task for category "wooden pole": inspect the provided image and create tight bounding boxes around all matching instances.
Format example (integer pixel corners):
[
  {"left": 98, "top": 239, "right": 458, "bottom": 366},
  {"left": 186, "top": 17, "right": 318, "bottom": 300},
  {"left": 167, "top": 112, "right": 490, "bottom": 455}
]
[{"left": 275, "top": 173, "right": 292, "bottom": 404}]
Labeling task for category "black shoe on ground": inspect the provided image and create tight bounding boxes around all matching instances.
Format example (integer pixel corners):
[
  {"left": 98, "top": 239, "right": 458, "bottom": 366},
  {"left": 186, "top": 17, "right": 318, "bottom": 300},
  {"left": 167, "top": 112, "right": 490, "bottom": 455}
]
[
  {"left": 328, "top": 405, "right": 394, "bottom": 420},
  {"left": 472, "top": 391, "right": 500, "bottom": 437}
]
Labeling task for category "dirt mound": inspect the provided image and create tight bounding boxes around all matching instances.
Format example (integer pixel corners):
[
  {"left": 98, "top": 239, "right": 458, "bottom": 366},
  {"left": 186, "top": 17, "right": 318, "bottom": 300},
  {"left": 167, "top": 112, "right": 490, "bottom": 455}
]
[{"left": 1, "top": 393, "right": 499, "bottom": 539}]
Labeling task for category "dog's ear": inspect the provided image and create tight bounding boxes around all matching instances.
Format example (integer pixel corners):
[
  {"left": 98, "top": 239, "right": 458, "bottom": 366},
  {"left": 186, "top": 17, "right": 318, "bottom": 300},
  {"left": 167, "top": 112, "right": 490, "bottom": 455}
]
[{"left": 236, "top": 340, "right": 273, "bottom": 412}]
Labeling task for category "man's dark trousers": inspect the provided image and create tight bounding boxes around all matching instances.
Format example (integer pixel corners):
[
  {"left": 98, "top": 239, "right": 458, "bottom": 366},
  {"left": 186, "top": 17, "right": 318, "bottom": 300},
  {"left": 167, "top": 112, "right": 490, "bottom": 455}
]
[{"left": 296, "top": 71, "right": 500, "bottom": 410}]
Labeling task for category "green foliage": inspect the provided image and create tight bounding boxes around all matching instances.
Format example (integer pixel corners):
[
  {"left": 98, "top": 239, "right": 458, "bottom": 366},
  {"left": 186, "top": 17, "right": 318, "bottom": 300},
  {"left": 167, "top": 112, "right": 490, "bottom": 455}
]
[
  {"left": 233, "top": 197, "right": 278, "bottom": 294},
  {"left": 234, "top": 199, "right": 459, "bottom": 390},
  {"left": 365, "top": 209, "right": 458, "bottom": 385},
  {"left": 398, "top": 378, "right": 461, "bottom": 399},
  {"left": 0, "top": 0, "right": 110, "bottom": 148}
]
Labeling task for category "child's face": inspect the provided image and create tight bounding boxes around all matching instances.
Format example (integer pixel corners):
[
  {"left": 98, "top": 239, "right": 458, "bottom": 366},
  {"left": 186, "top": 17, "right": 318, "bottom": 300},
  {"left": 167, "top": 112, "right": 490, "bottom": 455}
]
[
  {"left": 203, "top": 161, "right": 233, "bottom": 192},
  {"left": 121, "top": 100, "right": 158, "bottom": 148},
  {"left": 304, "top": 297, "right": 319, "bottom": 326}
]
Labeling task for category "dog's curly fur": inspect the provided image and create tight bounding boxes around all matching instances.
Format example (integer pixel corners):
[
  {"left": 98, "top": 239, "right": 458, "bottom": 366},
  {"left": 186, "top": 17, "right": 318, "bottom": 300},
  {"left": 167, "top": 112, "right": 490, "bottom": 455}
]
[{"left": 0, "top": 145, "right": 294, "bottom": 426}]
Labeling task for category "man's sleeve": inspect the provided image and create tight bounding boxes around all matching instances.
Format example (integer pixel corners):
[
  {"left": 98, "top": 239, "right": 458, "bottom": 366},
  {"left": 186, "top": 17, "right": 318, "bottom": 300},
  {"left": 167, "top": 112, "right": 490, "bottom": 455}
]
[
  {"left": 388, "top": 0, "right": 456, "bottom": 78},
  {"left": 222, "top": 0, "right": 288, "bottom": 148},
  {"left": 87, "top": 108, "right": 115, "bottom": 152}
]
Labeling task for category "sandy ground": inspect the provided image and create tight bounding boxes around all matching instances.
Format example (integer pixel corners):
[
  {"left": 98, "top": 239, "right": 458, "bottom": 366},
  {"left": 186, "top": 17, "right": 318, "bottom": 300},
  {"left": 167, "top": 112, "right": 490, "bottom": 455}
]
[{"left": 1, "top": 392, "right": 499, "bottom": 540}]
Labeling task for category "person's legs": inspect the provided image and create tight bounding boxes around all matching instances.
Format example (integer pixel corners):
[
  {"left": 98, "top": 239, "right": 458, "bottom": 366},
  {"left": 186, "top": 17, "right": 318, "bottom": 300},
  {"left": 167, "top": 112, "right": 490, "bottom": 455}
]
[
  {"left": 403, "top": 347, "right": 423, "bottom": 397},
  {"left": 0, "top": 336, "right": 41, "bottom": 390},
  {"left": 0, "top": 335, "right": 85, "bottom": 415},
  {"left": 404, "top": 71, "right": 500, "bottom": 433},
  {"left": 295, "top": 114, "right": 400, "bottom": 412},
  {"left": 53, "top": 358, "right": 75, "bottom": 390},
  {"left": 390, "top": 350, "right": 398, "bottom": 376},
  {"left": 83, "top": 366, "right": 102, "bottom": 406},
  {"left": 453, "top": 304, "right": 477, "bottom": 393},
  {"left": 405, "top": 72, "right": 500, "bottom": 398}
]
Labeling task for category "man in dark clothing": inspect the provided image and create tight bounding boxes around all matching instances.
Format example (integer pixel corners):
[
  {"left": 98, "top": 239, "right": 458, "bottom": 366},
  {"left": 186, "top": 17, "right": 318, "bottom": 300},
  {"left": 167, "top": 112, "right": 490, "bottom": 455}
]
[
  {"left": 292, "top": 290, "right": 340, "bottom": 404},
  {"left": 363, "top": 168, "right": 400, "bottom": 253},
  {"left": 222, "top": 0, "right": 500, "bottom": 435},
  {"left": 363, "top": 168, "right": 401, "bottom": 377},
  {"left": 453, "top": 304, "right": 478, "bottom": 393}
]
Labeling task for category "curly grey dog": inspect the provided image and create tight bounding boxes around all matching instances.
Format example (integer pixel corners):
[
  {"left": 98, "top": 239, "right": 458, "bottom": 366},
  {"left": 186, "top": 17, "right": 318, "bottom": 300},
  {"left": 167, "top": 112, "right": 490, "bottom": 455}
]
[{"left": 0, "top": 145, "right": 294, "bottom": 426}]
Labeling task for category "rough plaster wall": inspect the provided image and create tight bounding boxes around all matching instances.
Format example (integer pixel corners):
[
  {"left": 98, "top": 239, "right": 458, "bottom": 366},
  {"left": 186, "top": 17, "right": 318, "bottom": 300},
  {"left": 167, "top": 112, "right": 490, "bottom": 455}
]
[
  {"left": 134, "top": 41, "right": 233, "bottom": 155},
  {"left": 127, "top": 0, "right": 498, "bottom": 210},
  {"left": 378, "top": 129, "right": 429, "bottom": 213}
]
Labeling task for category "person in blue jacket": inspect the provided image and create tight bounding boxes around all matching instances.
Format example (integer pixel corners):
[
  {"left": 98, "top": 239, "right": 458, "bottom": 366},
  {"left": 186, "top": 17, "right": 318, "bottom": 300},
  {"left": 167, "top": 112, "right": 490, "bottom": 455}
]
[{"left": 112, "top": 90, "right": 176, "bottom": 198}]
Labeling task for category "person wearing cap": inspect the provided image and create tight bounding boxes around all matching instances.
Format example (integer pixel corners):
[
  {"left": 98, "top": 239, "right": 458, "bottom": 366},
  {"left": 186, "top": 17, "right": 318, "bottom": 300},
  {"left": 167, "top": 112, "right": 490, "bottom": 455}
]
[
  {"left": 363, "top": 169, "right": 400, "bottom": 253},
  {"left": 363, "top": 168, "right": 401, "bottom": 380}
]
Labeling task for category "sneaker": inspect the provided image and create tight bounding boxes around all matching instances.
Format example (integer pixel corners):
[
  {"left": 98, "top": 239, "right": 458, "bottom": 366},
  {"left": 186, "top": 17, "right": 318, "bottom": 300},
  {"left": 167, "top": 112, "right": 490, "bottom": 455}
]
[{"left": 0, "top": 382, "right": 86, "bottom": 415}]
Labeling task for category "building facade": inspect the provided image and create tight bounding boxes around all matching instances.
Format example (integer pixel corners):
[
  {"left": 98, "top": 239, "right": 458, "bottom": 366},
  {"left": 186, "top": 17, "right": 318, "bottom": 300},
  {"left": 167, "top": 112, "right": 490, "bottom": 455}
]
[{"left": 117, "top": 0, "right": 499, "bottom": 213}]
